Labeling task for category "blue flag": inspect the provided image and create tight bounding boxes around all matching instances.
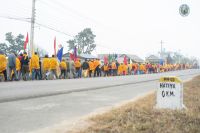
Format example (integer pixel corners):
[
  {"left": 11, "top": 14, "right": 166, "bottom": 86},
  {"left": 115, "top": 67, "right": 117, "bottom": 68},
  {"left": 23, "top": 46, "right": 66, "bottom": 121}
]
[
  {"left": 57, "top": 47, "right": 63, "bottom": 62},
  {"left": 74, "top": 46, "right": 77, "bottom": 59}
]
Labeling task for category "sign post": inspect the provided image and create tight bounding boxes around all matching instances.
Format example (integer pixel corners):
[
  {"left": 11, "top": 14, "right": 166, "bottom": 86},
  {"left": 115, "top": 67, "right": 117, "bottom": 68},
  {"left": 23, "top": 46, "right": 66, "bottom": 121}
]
[{"left": 156, "top": 76, "right": 185, "bottom": 109}]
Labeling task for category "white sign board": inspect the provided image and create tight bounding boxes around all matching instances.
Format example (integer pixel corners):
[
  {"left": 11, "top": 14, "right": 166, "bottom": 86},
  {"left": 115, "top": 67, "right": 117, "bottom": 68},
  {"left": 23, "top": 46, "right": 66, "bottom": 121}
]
[{"left": 156, "top": 77, "right": 184, "bottom": 109}]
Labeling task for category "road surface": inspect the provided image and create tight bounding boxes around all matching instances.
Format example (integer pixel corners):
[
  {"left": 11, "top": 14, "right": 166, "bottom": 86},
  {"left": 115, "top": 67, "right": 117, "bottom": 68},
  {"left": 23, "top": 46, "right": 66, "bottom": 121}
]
[{"left": 0, "top": 69, "right": 200, "bottom": 133}]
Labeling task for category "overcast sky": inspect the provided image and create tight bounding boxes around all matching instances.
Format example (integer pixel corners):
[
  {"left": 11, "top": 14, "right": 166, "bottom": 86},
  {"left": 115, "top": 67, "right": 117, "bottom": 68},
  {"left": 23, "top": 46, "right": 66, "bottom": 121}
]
[{"left": 0, "top": 0, "right": 199, "bottom": 59}]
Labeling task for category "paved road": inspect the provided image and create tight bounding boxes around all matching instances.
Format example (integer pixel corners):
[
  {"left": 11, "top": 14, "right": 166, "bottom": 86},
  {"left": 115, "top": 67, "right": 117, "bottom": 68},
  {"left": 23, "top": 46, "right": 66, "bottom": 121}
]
[{"left": 0, "top": 69, "right": 200, "bottom": 133}]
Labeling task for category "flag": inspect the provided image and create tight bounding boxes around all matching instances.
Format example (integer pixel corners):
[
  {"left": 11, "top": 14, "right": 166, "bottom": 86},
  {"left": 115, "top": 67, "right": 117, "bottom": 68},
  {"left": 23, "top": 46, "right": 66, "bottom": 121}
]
[
  {"left": 73, "top": 46, "right": 77, "bottom": 61},
  {"left": 124, "top": 56, "right": 127, "bottom": 65},
  {"left": 70, "top": 53, "right": 74, "bottom": 60},
  {"left": 57, "top": 47, "right": 63, "bottom": 62},
  {"left": 24, "top": 32, "right": 29, "bottom": 50},
  {"left": 104, "top": 56, "right": 108, "bottom": 64},
  {"left": 54, "top": 37, "right": 56, "bottom": 56}
]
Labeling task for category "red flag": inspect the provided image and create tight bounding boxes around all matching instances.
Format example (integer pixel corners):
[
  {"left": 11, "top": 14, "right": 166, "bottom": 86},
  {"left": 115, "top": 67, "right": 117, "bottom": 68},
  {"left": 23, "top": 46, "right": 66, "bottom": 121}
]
[
  {"left": 70, "top": 53, "right": 74, "bottom": 60},
  {"left": 24, "top": 32, "right": 29, "bottom": 50},
  {"left": 124, "top": 56, "right": 127, "bottom": 65},
  {"left": 54, "top": 37, "right": 56, "bottom": 56},
  {"left": 104, "top": 56, "right": 108, "bottom": 64}
]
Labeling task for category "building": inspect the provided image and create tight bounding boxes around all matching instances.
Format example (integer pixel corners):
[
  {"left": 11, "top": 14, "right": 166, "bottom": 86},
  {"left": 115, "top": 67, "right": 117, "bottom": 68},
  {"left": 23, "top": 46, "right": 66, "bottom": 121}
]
[
  {"left": 98, "top": 54, "right": 144, "bottom": 63},
  {"left": 146, "top": 55, "right": 162, "bottom": 64}
]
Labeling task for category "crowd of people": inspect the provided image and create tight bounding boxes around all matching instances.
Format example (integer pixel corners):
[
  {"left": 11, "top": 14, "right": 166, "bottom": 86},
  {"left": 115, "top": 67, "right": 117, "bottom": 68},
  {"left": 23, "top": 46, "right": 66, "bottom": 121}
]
[{"left": 0, "top": 50, "right": 195, "bottom": 82}]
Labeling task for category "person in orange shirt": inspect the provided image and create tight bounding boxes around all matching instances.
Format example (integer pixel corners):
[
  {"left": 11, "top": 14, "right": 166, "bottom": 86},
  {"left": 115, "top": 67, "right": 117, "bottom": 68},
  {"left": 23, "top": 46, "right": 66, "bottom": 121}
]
[
  {"left": 103, "top": 63, "right": 109, "bottom": 77},
  {"left": 74, "top": 59, "right": 82, "bottom": 78},
  {"left": 111, "top": 61, "right": 117, "bottom": 76},
  {"left": 94, "top": 59, "right": 101, "bottom": 77},
  {"left": 122, "top": 63, "right": 127, "bottom": 75},
  {"left": 88, "top": 60, "right": 94, "bottom": 77},
  {"left": 118, "top": 63, "right": 123, "bottom": 76}
]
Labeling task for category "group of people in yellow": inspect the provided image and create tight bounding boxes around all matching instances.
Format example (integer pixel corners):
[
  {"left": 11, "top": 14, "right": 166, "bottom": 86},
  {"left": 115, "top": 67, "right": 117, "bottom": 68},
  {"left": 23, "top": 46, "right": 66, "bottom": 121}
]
[{"left": 0, "top": 50, "right": 194, "bottom": 82}]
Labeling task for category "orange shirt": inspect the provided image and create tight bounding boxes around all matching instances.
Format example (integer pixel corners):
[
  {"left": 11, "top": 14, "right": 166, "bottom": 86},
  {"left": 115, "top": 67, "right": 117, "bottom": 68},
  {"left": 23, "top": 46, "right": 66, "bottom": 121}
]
[
  {"left": 111, "top": 62, "right": 117, "bottom": 69},
  {"left": 74, "top": 60, "right": 81, "bottom": 68},
  {"left": 89, "top": 61, "right": 94, "bottom": 70},
  {"left": 104, "top": 65, "right": 109, "bottom": 71},
  {"left": 94, "top": 60, "right": 100, "bottom": 68}
]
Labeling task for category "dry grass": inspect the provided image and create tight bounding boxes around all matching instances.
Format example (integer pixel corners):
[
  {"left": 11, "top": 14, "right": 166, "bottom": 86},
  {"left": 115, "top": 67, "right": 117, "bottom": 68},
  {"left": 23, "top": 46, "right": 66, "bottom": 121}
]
[{"left": 71, "top": 76, "right": 200, "bottom": 133}]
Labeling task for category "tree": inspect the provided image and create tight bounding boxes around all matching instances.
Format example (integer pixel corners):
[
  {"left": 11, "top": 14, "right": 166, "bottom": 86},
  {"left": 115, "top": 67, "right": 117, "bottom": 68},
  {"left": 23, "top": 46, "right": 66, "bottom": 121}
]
[
  {"left": 0, "top": 32, "right": 25, "bottom": 55},
  {"left": 0, "top": 43, "right": 8, "bottom": 55},
  {"left": 67, "top": 28, "right": 96, "bottom": 54},
  {"left": 6, "top": 32, "right": 24, "bottom": 54}
]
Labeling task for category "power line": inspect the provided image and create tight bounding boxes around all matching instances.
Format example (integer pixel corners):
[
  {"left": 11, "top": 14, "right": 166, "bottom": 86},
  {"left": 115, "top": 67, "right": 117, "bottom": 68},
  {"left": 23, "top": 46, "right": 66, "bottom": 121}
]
[
  {"left": 35, "top": 22, "right": 74, "bottom": 37},
  {"left": 0, "top": 15, "right": 74, "bottom": 37}
]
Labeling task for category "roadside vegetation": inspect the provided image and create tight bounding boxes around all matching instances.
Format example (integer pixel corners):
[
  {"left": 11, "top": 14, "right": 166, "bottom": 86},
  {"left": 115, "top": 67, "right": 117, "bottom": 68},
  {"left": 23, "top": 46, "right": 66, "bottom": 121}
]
[{"left": 71, "top": 76, "right": 200, "bottom": 133}]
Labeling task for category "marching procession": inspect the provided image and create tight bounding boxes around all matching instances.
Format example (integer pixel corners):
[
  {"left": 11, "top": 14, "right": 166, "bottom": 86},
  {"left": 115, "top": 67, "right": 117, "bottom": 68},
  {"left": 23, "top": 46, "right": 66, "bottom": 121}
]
[{"left": 0, "top": 50, "right": 195, "bottom": 82}]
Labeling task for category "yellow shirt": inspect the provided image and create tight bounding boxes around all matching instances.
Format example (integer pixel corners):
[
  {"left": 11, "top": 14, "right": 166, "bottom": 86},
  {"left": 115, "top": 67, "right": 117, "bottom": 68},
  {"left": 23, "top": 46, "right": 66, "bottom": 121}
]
[
  {"left": 50, "top": 58, "right": 58, "bottom": 70},
  {"left": 0, "top": 54, "right": 7, "bottom": 72},
  {"left": 31, "top": 54, "right": 40, "bottom": 69},
  {"left": 60, "top": 61, "right": 67, "bottom": 70},
  {"left": 43, "top": 58, "right": 50, "bottom": 71},
  {"left": 16, "top": 58, "right": 21, "bottom": 71}
]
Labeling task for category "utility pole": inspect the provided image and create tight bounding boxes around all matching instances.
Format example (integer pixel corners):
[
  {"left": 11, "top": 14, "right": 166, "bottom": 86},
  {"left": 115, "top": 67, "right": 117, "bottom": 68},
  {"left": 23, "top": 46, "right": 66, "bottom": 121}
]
[
  {"left": 30, "top": 0, "right": 36, "bottom": 56},
  {"left": 160, "top": 40, "right": 164, "bottom": 59}
]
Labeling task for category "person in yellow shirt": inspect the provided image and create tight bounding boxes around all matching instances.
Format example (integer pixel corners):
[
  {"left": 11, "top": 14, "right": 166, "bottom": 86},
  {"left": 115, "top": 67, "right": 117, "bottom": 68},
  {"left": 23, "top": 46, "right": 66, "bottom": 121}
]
[
  {"left": 74, "top": 59, "right": 82, "bottom": 78},
  {"left": 139, "top": 64, "right": 146, "bottom": 74},
  {"left": 122, "top": 63, "right": 127, "bottom": 75},
  {"left": 42, "top": 55, "right": 50, "bottom": 80},
  {"left": 31, "top": 52, "right": 40, "bottom": 80},
  {"left": 0, "top": 51, "right": 7, "bottom": 81},
  {"left": 50, "top": 55, "right": 58, "bottom": 79},
  {"left": 59, "top": 59, "right": 67, "bottom": 79},
  {"left": 118, "top": 63, "right": 123, "bottom": 76},
  {"left": 16, "top": 57, "right": 21, "bottom": 80}
]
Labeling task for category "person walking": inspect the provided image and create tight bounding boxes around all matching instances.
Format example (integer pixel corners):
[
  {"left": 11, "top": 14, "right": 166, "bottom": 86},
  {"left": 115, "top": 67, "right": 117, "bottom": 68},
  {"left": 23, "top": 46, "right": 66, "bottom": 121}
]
[
  {"left": 42, "top": 54, "right": 50, "bottom": 80},
  {"left": 7, "top": 51, "right": 18, "bottom": 81},
  {"left": 88, "top": 60, "right": 94, "bottom": 77},
  {"left": 0, "top": 50, "right": 7, "bottom": 81},
  {"left": 50, "top": 55, "right": 58, "bottom": 80},
  {"left": 59, "top": 59, "right": 67, "bottom": 79},
  {"left": 82, "top": 59, "right": 89, "bottom": 78},
  {"left": 30, "top": 52, "right": 40, "bottom": 80},
  {"left": 94, "top": 59, "right": 100, "bottom": 77},
  {"left": 103, "top": 63, "right": 109, "bottom": 77},
  {"left": 74, "top": 59, "right": 82, "bottom": 78},
  {"left": 21, "top": 52, "right": 29, "bottom": 81},
  {"left": 16, "top": 56, "right": 21, "bottom": 80}
]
